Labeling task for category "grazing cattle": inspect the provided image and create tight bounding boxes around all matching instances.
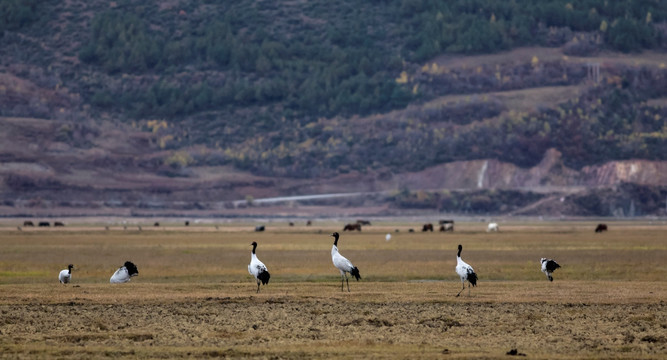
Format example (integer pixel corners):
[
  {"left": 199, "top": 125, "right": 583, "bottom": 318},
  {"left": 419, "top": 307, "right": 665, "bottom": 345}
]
[
  {"left": 154, "top": 222, "right": 160, "bottom": 227},
  {"left": 422, "top": 223, "right": 434, "bottom": 232},
  {"left": 439, "top": 219, "right": 454, "bottom": 225},
  {"left": 54, "top": 221, "right": 65, "bottom": 227},
  {"left": 255, "top": 225, "right": 265, "bottom": 232},
  {"left": 185, "top": 221, "right": 190, "bottom": 226},
  {"left": 23, "top": 221, "right": 34, "bottom": 227},
  {"left": 595, "top": 224, "right": 608, "bottom": 233},
  {"left": 38, "top": 222, "right": 50, "bottom": 227},
  {"left": 289, "top": 222, "right": 294, "bottom": 226},
  {"left": 343, "top": 223, "right": 362, "bottom": 231},
  {"left": 440, "top": 223, "right": 454, "bottom": 232},
  {"left": 306, "top": 220, "right": 312, "bottom": 226},
  {"left": 487, "top": 222, "right": 499, "bottom": 232},
  {"left": 356, "top": 219, "right": 371, "bottom": 226},
  {"left": 408, "top": 229, "right": 415, "bottom": 233}
]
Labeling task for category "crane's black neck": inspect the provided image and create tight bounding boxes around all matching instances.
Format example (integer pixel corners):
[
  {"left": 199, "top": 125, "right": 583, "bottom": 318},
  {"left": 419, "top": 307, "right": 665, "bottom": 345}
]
[
  {"left": 457, "top": 245, "right": 462, "bottom": 257},
  {"left": 331, "top": 232, "right": 339, "bottom": 246},
  {"left": 251, "top": 242, "right": 257, "bottom": 254},
  {"left": 68, "top": 264, "right": 73, "bottom": 274}
]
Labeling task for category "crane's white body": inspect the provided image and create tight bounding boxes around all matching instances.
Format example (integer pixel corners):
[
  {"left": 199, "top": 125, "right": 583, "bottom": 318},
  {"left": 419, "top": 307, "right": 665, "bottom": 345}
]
[
  {"left": 332, "top": 245, "right": 356, "bottom": 275},
  {"left": 248, "top": 253, "right": 268, "bottom": 279},
  {"left": 110, "top": 267, "right": 131, "bottom": 283}
]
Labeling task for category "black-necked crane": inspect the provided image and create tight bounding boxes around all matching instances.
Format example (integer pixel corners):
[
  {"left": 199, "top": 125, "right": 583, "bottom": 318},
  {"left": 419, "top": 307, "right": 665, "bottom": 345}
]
[
  {"left": 330, "top": 232, "right": 361, "bottom": 292},
  {"left": 540, "top": 258, "right": 561, "bottom": 281},
  {"left": 248, "top": 241, "right": 270, "bottom": 293},
  {"left": 110, "top": 261, "right": 139, "bottom": 283},
  {"left": 455, "top": 244, "right": 477, "bottom": 297},
  {"left": 59, "top": 264, "right": 74, "bottom": 284}
]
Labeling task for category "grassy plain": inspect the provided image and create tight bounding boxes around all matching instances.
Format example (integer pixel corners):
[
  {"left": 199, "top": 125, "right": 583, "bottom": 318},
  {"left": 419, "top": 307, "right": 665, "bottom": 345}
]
[{"left": 0, "top": 220, "right": 665, "bottom": 359}]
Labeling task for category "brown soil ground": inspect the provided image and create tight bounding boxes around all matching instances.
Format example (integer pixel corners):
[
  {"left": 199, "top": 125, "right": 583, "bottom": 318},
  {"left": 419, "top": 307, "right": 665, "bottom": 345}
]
[{"left": 1, "top": 282, "right": 666, "bottom": 359}]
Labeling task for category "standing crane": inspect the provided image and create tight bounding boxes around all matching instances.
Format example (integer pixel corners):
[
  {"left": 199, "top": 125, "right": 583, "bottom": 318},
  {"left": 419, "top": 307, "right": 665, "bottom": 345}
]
[
  {"left": 330, "top": 232, "right": 361, "bottom": 292},
  {"left": 248, "top": 241, "right": 270, "bottom": 293},
  {"left": 455, "top": 244, "right": 477, "bottom": 297}
]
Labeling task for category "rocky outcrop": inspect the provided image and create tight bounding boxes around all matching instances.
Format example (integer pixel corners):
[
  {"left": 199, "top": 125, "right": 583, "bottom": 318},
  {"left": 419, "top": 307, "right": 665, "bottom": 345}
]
[{"left": 392, "top": 149, "right": 667, "bottom": 190}]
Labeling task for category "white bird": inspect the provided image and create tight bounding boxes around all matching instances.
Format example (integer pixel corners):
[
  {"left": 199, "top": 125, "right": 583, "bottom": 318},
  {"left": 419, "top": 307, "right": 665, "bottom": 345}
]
[
  {"left": 110, "top": 261, "right": 139, "bottom": 283},
  {"left": 540, "top": 258, "right": 561, "bottom": 281},
  {"left": 330, "top": 232, "right": 361, "bottom": 292},
  {"left": 385, "top": 233, "right": 391, "bottom": 241},
  {"left": 487, "top": 222, "right": 499, "bottom": 232},
  {"left": 248, "top": 241, "right": 270, "bottom": 293},
  {"left": 455, "top": 244, "right": 478, "bottom": 297},
  {"left": 59, "top": 264, "right": 74, "bottom": 284}
]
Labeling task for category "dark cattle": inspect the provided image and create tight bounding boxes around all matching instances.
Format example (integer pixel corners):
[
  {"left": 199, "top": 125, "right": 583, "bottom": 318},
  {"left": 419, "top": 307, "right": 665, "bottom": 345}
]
[
  {"left": 154, "top": 222, "right": 160, "bottom": 227},
  {"left": 54, "top": 221, "right": 65, "bottom": 227},
  {"left": 289, "top": 222, "right": 294, "bottom": 227},
  {"left": 185, "top": 221, "right": 190, "bottom": 226},
  {"left": 356, "top": 219, "right": 371, "bottom": 226},
  {"left": 306, "top": 220, "right": 312, "bottom": 226},
  {"left": 422, "top": 223, "right": 434, "bottom": 232},
  {"left": 23, "top": 221, "right": 34, "bottom": 227},
  {"left": 439, "top": 223, "right": 454, "bottom": 232},
  {"left": 255, "top": 225, "right": 265, "bottom": 232},
  {"left": 439, "top": 219, "right": 454, "bottom": 225},
  {"left": 595, "top": 224, "right": 608, "bottom": 233},
  {"left": 408, "top": 229, "right": 415, "bottom": 233},
  {"left": 343, "top": 223, "right": 362, "bottom": 231},
  {"left": 38, "top": 222, "right": 50, "bottom": 227}
]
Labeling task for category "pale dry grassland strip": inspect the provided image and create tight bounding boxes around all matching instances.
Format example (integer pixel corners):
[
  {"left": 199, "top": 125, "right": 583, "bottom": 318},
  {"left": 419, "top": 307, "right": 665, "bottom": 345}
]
[{"left": 0, "top": 281, "right": 665, "bottom": 305}]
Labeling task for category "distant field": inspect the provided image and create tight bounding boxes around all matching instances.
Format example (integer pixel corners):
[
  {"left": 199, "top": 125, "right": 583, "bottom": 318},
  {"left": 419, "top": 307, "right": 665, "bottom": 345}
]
[{"left": 0, "top": 221, "right": 665, "bottom": 358}]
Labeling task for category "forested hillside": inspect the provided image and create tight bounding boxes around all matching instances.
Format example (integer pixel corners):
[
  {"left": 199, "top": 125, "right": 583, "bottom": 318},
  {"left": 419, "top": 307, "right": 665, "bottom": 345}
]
[{"left": 0, "top": 0, "right": 666, "bottom": 183}]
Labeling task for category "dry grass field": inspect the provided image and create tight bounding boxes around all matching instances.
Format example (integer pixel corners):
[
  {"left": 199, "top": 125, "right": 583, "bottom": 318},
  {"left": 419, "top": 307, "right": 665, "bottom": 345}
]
[{"left": 0, "top": 220, "right": 666, "bottom": 359}]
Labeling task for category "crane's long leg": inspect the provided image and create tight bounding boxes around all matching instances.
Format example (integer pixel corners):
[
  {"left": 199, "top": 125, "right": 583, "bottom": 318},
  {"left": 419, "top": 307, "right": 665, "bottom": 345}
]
[
  {"left": 340, "top": 274, "right": 345, "bottom": 292},
  {"left": 456, "top": 281, "right": 465, "bottom": 297},
  {"left": 468, "top": 282, "right": 471, "bottom": 297},
  {"left": 346, "top": 273, "right": 350, "bottom": 292},
  {"left": 256, "top": 279, "right": 260, "bottom": 293}
]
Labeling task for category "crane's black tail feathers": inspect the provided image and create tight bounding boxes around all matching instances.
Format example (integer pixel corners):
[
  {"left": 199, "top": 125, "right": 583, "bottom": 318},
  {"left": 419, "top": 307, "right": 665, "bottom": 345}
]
[
  {"left": 468, "top": 271, "right": 478, "bottom": 287},
  {"left": 258, "top": 270, "right": 270, "bottom": 285},
  {"left": 124, "top": 261, "right": 139, "bottom": 277},
  {"left": 546, "top": 260, "right": 561, "bottom": 272},
  {"left": 350, "top": 267, "right": 361, "bottom": 281}
]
